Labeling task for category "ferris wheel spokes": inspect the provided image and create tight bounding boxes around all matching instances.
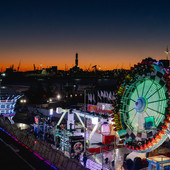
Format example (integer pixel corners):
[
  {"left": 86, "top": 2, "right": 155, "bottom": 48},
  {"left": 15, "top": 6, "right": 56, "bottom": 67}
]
[
  {"left": 144, "top": 111, "right": 151, "bottom": 117},
  {"left": 147, "top": 107, "right": 164, "bottom": 116},
  {"left": 135, "top": 84, "right": 140, "bottom": 98},
  {"left": 147, "top": 85, "right": 165, "bottom": 100},
  {"left": 141, "top": 81, "right": 145, "bottom": 97},
  {"left": 148, "top": 99, "right": 167, "bottom": 104},
  {"left": 138, "top": 113, "right": 145, "bottom": 132},
  {"left": 129, "top": 98, "right": 136, "bottom": 103},
  {"left": 127, "top": 107, "right": 135, "bottom": 113},
  {"left": 128, "top": 111, "right": 138, "bottom": 126},
  {"left": 144, "top": 80, "right": 154, "bottom": 98}
]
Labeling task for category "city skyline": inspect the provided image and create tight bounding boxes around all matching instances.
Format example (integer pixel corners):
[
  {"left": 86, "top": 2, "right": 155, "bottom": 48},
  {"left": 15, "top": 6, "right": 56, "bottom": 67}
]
[{"left": 0, "top": 1, "right": 170, "bottom": 71}]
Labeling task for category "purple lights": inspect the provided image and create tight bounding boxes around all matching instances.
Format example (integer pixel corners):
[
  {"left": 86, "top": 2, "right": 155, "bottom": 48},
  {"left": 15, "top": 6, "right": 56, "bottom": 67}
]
[
  {"left": 33, "top": 152, "right": 44, "bottom": 160},
  {"left": 80, "top": 155, "right": 110, "bottom": 170}
]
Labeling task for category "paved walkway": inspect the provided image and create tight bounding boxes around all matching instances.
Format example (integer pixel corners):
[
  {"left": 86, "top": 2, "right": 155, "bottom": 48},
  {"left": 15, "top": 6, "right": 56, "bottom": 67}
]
[{"left": 84, "top": 147, "right": 130, "bottom": 170}]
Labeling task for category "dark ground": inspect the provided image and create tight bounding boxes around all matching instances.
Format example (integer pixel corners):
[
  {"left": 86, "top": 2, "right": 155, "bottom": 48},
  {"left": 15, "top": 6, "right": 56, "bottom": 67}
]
[{"left": 0, "top": 128, "right": 58, "bottom": 170}]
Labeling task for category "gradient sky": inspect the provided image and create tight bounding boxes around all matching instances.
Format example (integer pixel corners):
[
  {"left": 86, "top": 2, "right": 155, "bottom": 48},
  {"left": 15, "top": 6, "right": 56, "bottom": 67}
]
[{"left": 0, "top": 0, "right": 170, "bottom": 71}]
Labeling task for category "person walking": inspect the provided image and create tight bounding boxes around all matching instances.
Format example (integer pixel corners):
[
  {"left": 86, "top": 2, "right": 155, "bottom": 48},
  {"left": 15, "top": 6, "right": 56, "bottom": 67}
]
[{"left": 83, "top": 152, "right": 88, "bottom": 167}]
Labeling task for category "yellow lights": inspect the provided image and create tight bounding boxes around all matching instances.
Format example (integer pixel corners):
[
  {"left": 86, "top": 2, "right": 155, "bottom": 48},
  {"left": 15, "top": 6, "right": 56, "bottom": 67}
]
[
  {"left": 20, "top": 99, "right": 27, "bottom": 103},
  {"left": 57, "top": 94, "right": 61, "bottom": 100},
  {"left": 49, "top": 98, "right": 52, "bottom": 102}
]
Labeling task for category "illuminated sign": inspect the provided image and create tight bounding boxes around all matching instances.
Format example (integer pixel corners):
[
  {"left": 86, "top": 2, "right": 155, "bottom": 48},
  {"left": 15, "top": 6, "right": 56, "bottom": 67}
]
[
  {"left": 34, "top": 116, "right": 39, "bottom": 124},
  {"left": 49, "top": 108, "right": 53, "bottom": 116},
  {"left": 87, "top": 105, "right": 98, "bottom": 113},
  {"left": 87, "top": 103, "right": 114, "bottom": 114}
]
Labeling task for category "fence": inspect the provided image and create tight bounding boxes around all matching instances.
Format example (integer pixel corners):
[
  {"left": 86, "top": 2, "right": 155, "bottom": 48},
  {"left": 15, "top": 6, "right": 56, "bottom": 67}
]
[{"left": 0, "top": 118, "right": 89, "bottom": 170}]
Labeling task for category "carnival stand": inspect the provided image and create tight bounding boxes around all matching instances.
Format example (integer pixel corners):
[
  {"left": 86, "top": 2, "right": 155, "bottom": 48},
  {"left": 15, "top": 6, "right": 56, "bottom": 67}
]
[{"left": 147, "top": 155, "right": 170, "bottom": 170}]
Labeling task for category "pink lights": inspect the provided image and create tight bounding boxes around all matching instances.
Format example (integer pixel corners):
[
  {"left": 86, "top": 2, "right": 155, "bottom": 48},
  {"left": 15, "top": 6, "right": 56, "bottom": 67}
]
[{"left": 33, "top": 152, "right": 44, "bottom": 160}]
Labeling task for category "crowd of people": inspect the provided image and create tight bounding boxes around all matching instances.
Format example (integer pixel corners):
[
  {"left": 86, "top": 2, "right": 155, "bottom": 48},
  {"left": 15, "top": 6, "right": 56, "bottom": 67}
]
[{"left": 122, "top": 155, "right": 149, "bottom": 170}]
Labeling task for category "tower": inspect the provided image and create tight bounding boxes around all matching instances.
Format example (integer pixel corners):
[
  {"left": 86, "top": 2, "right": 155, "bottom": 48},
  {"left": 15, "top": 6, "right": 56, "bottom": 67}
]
[
  {"left": 75, "top": 53, "right": 78, "bottom": 67},
  {"left": 165, "top": 46, "right": 169, "bottom": 60},
  {"left": 159, "top": 46, "right": 170, "bottom": 68}
]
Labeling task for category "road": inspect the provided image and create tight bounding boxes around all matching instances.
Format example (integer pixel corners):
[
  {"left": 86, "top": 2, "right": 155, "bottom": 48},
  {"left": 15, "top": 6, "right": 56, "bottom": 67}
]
[{"left": 0, "top": 128, "right": 58, "bottom": 170}]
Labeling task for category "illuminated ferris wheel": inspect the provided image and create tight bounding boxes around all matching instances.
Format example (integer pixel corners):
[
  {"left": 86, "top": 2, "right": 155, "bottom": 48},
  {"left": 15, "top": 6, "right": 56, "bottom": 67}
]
[{"left": 113, "top": 58, "right": 170, "bottom": 153}]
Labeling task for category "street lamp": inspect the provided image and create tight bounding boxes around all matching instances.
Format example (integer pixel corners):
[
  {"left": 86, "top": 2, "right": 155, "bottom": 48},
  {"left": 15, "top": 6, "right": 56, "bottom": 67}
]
[
  {"left": 48, "top": 98, "right": 52, "bottom": 103},
  {"left": 57, "top": 94, "right": 61, "bottom": 100},
  {"left": 84, "top": 89, "right": 86, "bottom": 153},
  {"left": 20, "top": 99, "right": 27, "bottom": 103},
  {"left": 1, "top": 73, "right": 6, "bottom": 77}
]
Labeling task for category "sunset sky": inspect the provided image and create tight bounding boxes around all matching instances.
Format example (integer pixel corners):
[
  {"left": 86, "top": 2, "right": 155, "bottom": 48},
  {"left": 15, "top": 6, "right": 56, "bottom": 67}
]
[{"left": 0, "top": 0, "right": 170, "bottom": 71}]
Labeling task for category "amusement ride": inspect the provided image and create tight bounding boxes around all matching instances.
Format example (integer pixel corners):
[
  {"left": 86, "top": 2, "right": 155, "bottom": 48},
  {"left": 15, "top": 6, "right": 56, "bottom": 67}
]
[{"left": 112, "top": 58, "right": 170, "bottom": 153}]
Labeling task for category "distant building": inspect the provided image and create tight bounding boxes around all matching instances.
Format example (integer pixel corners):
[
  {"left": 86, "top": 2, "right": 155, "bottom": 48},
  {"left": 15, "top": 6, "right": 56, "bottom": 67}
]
[{"left": 42, "top": 66, "right": 58, "bottom": 75}]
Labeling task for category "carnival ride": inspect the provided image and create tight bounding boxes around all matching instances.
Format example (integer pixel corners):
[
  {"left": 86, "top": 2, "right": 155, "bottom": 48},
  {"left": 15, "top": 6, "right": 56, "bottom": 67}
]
[
  {"left": 112, "top": 58, "right": 170, "bottom": 153},
  {"left": 0, "top": 85, "right": 22, "bottom": 123},
  {"left": 54, "top": 108, "right": 112, "bottom": 155}
]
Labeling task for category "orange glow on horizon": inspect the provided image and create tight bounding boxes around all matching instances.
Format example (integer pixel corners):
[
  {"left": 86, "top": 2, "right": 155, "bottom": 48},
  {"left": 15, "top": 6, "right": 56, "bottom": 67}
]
[
  {"left": 0, "top": 45, "right": 166, "bottom": 72},
  {"left": 0, "top": 64, "right": 131, "bottom": 72}
]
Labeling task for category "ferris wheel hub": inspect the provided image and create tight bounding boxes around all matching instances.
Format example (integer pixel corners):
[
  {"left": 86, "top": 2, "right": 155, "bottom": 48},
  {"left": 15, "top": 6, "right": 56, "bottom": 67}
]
[{"left": 135, "top": 97, "right": 147, "bottom": 113}]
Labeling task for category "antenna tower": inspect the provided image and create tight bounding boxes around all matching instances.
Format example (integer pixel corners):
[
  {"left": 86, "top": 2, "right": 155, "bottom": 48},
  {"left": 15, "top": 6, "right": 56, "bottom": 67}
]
[{"left": 165, "top": 46, "right": 169, "bottom": 60}]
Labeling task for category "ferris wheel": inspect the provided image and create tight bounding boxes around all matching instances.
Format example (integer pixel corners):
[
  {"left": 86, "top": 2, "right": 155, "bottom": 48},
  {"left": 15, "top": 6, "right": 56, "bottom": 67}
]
[{"left": 113, "top": 58, "right": 170, "bottom": 153}]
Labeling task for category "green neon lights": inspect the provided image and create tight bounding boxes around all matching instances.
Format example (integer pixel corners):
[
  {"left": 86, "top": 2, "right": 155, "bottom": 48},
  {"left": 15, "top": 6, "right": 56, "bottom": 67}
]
[{"left": 121, "top": 78, "right": 167, "bottom": 132}]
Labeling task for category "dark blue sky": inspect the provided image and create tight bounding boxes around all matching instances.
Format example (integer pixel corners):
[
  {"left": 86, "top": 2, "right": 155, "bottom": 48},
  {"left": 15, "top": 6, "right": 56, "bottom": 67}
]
[{"left": 0, "top": 0, "right": 170, "bottom": 70}]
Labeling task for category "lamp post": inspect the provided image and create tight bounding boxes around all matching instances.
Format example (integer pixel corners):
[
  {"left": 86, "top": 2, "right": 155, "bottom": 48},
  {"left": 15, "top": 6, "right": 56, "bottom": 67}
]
[
  {"left": 84, "top": 89, "right": 86, "bottom": 153},
  {"left": 57, "top": 94, "right": 61, "bottom": 100},
  {"left": 100, "top": 144, "right": 103, "bottom": 170},
  {"left": 0, "top": 78, "right": 1, "bottom": 97}
]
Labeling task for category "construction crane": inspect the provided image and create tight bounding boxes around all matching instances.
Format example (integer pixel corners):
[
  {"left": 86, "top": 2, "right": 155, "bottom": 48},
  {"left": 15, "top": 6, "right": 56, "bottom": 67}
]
[
  {"left": 33, "top": 64, "right": 36, "bottom": 71},
  {"left": 17, "top": 60, "right": 21, "bottom": 72},
  {"left": 92, "top": 65, "right": 97, "bottom": 72},
  {"left": 10, "top": 64, "right": 14, "bottom": 70}
]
